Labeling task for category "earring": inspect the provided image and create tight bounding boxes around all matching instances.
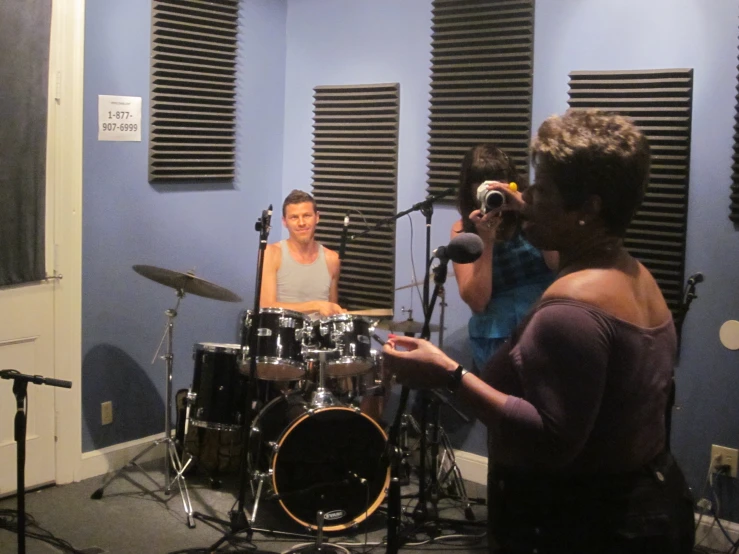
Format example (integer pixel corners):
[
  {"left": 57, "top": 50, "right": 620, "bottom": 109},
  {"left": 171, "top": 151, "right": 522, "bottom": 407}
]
[{"left": 578, "top": 220, "right": 585, "bottom": 226}]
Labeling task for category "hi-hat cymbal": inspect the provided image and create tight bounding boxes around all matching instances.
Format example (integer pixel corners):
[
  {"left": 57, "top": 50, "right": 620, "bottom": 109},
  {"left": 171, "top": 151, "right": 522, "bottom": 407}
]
[
  {"left": 395, "top": 274, "right": 456, "bottom": 291},
  {"left": 374, "top": 319, "right": 440, "bottom": 334},
  {"left": 133, "top": 265, "right": 242, "bottom": 303}
]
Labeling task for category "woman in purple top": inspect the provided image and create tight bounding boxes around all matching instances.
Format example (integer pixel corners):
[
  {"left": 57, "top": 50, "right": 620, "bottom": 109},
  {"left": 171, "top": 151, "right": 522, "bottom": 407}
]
[{"left": 383, "top": 110, "right": 694, "bottom": 553}]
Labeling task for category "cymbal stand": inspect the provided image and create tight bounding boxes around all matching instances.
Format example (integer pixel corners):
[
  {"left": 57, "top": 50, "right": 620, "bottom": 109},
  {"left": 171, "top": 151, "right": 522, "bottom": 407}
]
[
  {"left": 200, "top": 206, "right": 272, "bottom": 551},
  {"left": 91, "top": 289, "right": 195, "bottom": 527}
]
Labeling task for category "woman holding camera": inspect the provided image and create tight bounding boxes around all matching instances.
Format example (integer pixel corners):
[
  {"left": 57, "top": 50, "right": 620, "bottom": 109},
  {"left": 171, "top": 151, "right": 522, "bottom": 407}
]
[{"left": 451, "top": 144, "right": 557, "bottom": 370}]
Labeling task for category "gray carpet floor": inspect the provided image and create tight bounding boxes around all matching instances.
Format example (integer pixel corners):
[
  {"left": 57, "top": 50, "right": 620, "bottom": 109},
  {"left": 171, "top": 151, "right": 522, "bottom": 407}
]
[{"left": 0, "top": 459, "right": 488, "bottom": 554}]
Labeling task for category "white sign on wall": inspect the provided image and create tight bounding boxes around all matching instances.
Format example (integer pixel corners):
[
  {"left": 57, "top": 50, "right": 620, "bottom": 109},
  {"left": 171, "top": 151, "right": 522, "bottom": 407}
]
[{"left": 98, "top": 95, "right": 142, "bottom": 141}]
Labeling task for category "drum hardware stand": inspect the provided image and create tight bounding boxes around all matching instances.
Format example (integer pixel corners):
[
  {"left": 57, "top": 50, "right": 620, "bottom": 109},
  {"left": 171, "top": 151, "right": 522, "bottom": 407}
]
[
  {"left": 91, "top": 290, "right": 195, "bottom": 528},
  {"left": 1, "top": 370, "right": 72, "bottom": 554},
  {"left": 426, "top": 390, "right": 476, "bottom": 521},
  {"left": 398, "top": 412, "right": 421, "bottom": 485},
  {"left": 283, "top": 511, "right": 349, "bottom": 554},
  {"left": 199, "top": 205, "right": 273, "bottom": 551},
  {"left": 307, "top": 348, "right": 340, "bottom": 409},
  {"left": 434, "top": 418, "right": 476, "bottom": 521},
  {"left": 178, "top": 405, "right": 227, "bottom": 490}
]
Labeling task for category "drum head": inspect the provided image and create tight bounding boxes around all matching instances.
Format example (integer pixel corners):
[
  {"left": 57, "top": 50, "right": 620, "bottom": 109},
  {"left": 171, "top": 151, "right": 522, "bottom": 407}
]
[{"left": 272, "top": 407, "right": 389, "bottom": 531}]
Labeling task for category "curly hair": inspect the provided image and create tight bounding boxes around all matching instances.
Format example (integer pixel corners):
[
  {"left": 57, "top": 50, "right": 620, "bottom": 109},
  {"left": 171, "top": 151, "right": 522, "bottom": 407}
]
[
  {"left": 456, "top": 144, "right": 525, "bottom": 234},
  {"left": 531, "top": 109, "right": 651, "bottom": 236},
  {"left": 282, "top": 189, "right": 316, "bottom": 216}
]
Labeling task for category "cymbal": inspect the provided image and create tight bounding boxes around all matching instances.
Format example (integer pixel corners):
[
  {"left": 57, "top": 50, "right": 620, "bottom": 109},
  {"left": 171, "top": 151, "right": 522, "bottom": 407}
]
[
  {"left": 374, "top": 319, "right": 440, "bottom": 334},
  {"left": 395, "top": 274, "right": 456, "bottom": 291},
  {"left": 133, "top": 265, "right": 242, "bottom": 303}
]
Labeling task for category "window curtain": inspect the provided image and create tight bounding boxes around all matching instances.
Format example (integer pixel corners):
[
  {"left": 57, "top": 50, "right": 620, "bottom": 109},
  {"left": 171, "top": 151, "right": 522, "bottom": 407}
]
[{"left": 0, "top": 0, "right": 52, "bottom": 286}]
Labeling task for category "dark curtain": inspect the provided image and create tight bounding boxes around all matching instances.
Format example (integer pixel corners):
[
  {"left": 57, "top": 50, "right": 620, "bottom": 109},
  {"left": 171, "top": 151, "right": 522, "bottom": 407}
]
[{"left": 0, "top": 1, "right": 52, "bottom": 286}]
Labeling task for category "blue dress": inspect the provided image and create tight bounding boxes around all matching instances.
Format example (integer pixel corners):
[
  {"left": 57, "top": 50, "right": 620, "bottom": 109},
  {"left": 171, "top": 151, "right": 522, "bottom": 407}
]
[{"left": 468, "top": 233, "right": 554, "bottom": 369}]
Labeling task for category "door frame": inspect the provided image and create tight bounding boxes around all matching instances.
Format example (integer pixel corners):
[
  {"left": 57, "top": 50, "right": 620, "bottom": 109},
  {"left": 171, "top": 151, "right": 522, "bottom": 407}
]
[{"left": 50, "top": 0, "right": 84, "bottom": 485}]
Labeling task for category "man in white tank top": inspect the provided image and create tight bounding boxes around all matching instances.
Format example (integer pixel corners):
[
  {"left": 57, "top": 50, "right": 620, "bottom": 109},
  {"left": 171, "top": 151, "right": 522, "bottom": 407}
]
[{"left": 260, "top": 190, "right": 345, "bottom": 317}]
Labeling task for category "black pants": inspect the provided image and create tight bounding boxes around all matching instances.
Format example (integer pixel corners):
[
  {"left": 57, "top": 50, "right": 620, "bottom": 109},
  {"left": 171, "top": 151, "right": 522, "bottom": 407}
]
[{"left": 487, "top": 451, "right": 695, "bottom": 554}]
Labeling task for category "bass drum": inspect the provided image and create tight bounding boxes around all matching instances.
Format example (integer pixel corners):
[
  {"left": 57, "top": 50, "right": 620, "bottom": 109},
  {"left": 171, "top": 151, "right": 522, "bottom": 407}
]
[{"left": 250, "top": 394, "right": 389, "bottom": 531}]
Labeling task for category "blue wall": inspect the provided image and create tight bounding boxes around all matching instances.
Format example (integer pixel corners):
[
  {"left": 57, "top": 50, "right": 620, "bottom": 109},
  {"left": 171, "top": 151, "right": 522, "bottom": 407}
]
[
  {"left": 82, "top": 0, "right": 287, "bottom": 451},
  {"left": 82, "top": 0, "right": 739, "bottom": 517}
]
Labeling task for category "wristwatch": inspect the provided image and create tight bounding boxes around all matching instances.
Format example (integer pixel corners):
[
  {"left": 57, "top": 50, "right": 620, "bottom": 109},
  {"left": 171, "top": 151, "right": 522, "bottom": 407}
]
[{"left": 446, "top": 364, "right": 469, "bottom": 394}]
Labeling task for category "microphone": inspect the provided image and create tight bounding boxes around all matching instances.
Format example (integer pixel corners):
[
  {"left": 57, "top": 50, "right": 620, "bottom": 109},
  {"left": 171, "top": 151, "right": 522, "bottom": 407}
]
[
  {"left": 264, "top": 204, "right": 273, "bottom": 232},
  {"left": 339, "top": 213, "right": 350, "bottom": 260},
  {"left": 257, "top": 204, "right": 273, "bottom": 235},
  {"left": 687, "top": 272, "right": 704, "bottom": 286},
  {"left": 433, "top": 233, "right": 484, "bottom": 264},
  {"left": 0, "top": 369, "right": 72, "bottom": 389}
]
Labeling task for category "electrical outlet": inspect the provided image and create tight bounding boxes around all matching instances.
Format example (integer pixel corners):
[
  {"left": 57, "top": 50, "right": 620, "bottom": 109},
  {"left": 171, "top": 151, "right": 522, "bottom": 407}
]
[
  {"left": 711, "top": 444, "right": 738, "bottom": 477},
  {"left": 101, "top": 401, "right": 113, "bottom": 426}
]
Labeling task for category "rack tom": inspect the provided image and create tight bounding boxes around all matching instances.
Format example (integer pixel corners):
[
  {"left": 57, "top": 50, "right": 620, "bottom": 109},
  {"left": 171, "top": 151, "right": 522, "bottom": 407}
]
[
  {"left": 241, "top": 308, "right": 309, "bottom": 381},
  {"left": 308, "top": 314, "right": 374, "bottom": 377}
]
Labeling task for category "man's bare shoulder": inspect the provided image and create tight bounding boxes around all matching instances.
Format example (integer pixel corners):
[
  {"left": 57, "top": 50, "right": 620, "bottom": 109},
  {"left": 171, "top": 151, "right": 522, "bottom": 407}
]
[
  {"left": 323, "top": 246, "right": 339, "bottom": 262},
  {"left": 265, "top": 242, "right": 282, "bottom": 266}
]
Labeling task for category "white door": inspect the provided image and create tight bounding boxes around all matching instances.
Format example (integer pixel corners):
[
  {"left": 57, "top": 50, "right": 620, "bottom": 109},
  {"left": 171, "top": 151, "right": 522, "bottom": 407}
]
[
  {"left": 0, "top": 2, "right": 65, "bottom": 495},
  {"left": 0, "top": 284, "right": 57, "bottom": 494}
]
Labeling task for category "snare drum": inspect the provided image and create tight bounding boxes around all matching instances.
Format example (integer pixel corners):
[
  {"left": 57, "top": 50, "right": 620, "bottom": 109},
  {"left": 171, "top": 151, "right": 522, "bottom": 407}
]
[
  {"left": 189, "top": 342, "right": 246, "bottom": 431},
  {"left": 241, "top": 308, "right": 309, "bottom": 381},
  {"left": 249, "top": 393, "right": 389, "bottom": 531},
  {"left": 309, "top": 314, "right": 374, "bottom": 377}
]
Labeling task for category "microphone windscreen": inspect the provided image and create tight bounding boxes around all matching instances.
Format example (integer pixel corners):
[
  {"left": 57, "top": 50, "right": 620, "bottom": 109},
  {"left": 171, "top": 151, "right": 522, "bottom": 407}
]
[{"left": 447, "top": 233, "right": 484, "bottom": 264}]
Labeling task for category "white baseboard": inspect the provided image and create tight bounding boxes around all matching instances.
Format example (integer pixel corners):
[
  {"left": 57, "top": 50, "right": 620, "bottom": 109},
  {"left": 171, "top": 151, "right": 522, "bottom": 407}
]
[
  {"left": 77, "top": 439, "right": 487, "bottom": 487},
  {"left": 454, "top": 449, "right": 488, "bottom": 485},
  {"left": 695, "top": 512, "right": 739, "bottom": 551},
  {"left": 77, "top": 433, "right": 168, "bottom": 482}
]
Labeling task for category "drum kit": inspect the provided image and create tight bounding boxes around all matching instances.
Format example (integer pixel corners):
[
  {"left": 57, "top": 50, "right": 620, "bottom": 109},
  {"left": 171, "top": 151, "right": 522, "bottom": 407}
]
[
  {"left": 186, "top": 305, "right": 392, "bottom": 532},
  {"left": 91, "top": 261, "right": 477, "bottom": 549}
]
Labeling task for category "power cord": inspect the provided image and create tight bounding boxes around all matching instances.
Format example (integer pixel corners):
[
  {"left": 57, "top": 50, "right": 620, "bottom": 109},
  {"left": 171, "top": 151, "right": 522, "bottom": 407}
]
[
  {"left": 0, "top": 509, "right": 85, "bottom": 553},
  {"left": 695, "top": 458, "right": 739, "bottom": 553}
]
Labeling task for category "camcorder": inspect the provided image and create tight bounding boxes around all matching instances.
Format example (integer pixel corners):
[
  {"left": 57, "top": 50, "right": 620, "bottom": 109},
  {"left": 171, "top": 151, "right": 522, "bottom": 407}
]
[{"left": 476, "top": 182, "right": 507, "bottom": 214}]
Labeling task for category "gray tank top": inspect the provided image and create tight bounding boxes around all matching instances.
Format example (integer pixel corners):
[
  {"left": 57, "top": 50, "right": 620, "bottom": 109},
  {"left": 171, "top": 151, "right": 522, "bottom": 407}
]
[{"left": 276, "top": 240, "right": 332, "bottom": 303}]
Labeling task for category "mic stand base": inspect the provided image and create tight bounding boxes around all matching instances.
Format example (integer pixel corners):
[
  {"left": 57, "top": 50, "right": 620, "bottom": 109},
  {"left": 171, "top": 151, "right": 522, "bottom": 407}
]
[
  {"left": 229, "top": 509, "right": 252, "bottom": 534},
  {"left": 202, "top": 513, "right": 255, "bottom": 552}
]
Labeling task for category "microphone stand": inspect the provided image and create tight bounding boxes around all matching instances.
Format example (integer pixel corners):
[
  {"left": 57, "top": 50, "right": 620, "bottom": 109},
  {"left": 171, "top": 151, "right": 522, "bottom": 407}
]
[
  {"left": 202, "top": 205, "right": 272, "bottom": 551},
  {"left": 1, "top": 370, "right": 72, "bottom": 554},
  {"left": 666, "top": 272, "right": 704, "bottom": 449},
  {"left": 384, "top": 188, "right": 456, "bottom": 554},
  {"left": 409, "top": 198, "right": 436, "bottom": 525},
  {"left": 349, "top": 186, "right": 456, "bottom": 242}
]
